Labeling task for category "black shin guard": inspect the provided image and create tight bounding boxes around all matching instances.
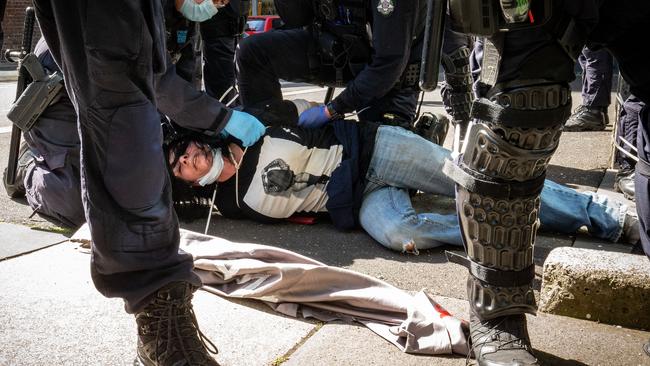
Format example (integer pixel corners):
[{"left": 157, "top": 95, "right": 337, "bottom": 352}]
[{"left": 445, "top": 82, "right": 571, "bottom": 365}]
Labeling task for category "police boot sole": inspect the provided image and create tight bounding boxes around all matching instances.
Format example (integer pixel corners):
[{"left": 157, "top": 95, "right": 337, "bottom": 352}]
[
  {"left": 563, "top": 124, "right": 606, "bottom": 132},
  {"left": 133, "top": 355, "right": 150, "bottom": 366}
]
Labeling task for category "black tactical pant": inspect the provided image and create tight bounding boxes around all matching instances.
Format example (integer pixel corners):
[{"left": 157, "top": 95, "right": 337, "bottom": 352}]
[
  {"left": 200, "top": 10, "right": 241, "bottom": 103},
  {"left": 578, "top": 46, "right": 614, "bottom": 109},
  {"left": 34, "top": 0, "right": 201, "bottom": 313},
  {"left": 236, "top": 28, "right": 420, "bottom": 124},
  {"left": 22, "top": 95, "right": 85, "bottom": 229}
]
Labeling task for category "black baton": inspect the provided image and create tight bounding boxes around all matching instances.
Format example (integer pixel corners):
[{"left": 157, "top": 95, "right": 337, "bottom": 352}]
[
  {"left": 419, "top": 0, "right": 446, "bottom": 92},
  {"left": 4, "top": 7, "right": 36, "bottom": 197}
]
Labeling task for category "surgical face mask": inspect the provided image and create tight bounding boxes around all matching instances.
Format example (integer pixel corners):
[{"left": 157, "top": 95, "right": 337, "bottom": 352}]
[
  {"left": 179, "top": 0, "right": 219, "bottom": 22},
  {"left": 196, "top": 148, "right": 224, "bottom": 186}
]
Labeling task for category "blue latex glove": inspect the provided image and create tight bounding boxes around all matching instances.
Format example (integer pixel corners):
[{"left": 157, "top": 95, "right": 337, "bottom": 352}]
[
  {"left": 298, "top": 105, "right": 331, "bottom": 129},
  {"left": 223, "top": 110, "right": 265, "bottom": 147}
]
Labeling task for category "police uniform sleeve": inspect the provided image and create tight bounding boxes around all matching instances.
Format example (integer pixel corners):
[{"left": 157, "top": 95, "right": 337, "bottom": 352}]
[
  {"left": 330, "top": 0, "right": 418, "bottom": 114},
  {"left": 155, "top": 54, "right": 232, "bottom": 134}
]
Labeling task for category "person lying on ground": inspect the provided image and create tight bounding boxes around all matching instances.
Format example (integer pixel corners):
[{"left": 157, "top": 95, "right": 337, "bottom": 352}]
[{"left": 164, "top": 105, "right": 639, "bottom": 253}]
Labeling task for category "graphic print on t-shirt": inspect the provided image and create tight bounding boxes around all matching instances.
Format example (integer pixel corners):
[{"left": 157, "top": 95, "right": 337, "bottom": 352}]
[
  {"left": 243, "top": 134, "right": 343, "bottom": 218},
  {"left": 262, "top": 158, "right": 330, "bottom": 194}
]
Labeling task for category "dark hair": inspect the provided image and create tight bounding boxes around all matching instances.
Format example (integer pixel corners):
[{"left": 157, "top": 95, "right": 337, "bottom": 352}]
[{"left": 162, "top": 121, "right": 229, "bottom": 222}]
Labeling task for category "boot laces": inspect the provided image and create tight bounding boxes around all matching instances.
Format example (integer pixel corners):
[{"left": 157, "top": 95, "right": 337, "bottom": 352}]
[
  {"left": 470, "top": 316, "right": 531, "bottom": 357},
  {"left": 145, "top": 290, "right": 218, "bottom": 364}
]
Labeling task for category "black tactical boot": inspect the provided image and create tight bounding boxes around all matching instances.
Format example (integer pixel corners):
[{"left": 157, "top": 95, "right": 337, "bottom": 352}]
[
  {"left": 134, "top": 282, "right": 220, "bottom": 366},
  {"left": 470, "top": 311, "right": 539, "bottom": 366},
  {"left": 412, "top": 112, "right": 450, "bottom": 146},
  {"left": 615, "top": 169, "right": 635, "bottom": 201},
  {"left": 563, "top": 105, "right": 608, "bottom": 131}
]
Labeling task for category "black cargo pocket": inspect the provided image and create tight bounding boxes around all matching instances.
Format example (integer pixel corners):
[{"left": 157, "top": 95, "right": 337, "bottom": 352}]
[
  {"left": 85, "top": 1, "right": 143, "bottom": 59},
  {"left": 101, "top": 98, "right": 166, "bottom": 212}
]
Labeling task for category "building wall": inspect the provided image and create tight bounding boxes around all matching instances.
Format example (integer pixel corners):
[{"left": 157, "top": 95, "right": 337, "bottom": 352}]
[{"left": 2, "top": 0, "right": 41, "bottom": 62}]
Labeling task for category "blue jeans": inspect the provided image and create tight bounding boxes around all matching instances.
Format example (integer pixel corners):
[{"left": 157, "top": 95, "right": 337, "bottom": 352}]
[{"left": 358, "top": 126, "right": 628, "bottom": 253}]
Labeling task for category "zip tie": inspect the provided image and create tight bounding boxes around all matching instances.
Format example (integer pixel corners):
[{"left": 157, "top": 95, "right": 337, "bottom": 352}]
[
  {"left": 613, "top": 143, "right": 639, "bottom": 162},
  {"left": 618, "top": 135, "right": 638, "bottom": 152},
  {"left": 225, "top": 93, "right": 239, "bottom": 107},
  {"left": 344, "top": 106, "right": 371, "bottom": 119},
  {"left": 612, "top": 136, "right": 639, "bottom": 162},
  {"left": 204, "top": 186, "right": 218, "bottom": 234},
  {"left": 218, "top": 85, "right": 234, "bottom": 103}
]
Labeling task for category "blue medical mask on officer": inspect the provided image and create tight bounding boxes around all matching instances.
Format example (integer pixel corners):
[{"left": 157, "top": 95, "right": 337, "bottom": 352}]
[{"left": 179, "top": 0, "right": 219, "bottom": 22}]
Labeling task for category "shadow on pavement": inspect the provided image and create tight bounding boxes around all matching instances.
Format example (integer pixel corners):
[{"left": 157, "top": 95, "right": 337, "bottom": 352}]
[
  {"left": 546, "top": 164, "right": 605, "bottom": 190},
  {"left": 535, "top": 349, "right": 589, "bottom": 366}
]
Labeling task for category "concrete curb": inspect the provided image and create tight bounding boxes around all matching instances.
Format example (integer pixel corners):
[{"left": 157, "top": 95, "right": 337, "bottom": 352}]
[
  {"left": 539, "top": 246, "right": 650, "bottom": 330},
  {"left": 0, "top": 69, "right": 18, "bottom": 82}
]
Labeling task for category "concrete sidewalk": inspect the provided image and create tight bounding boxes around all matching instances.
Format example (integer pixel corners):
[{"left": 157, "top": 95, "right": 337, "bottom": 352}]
[
  {"left": 1, "top": 224, "right": 649, "bottom": 366},
  {"left": 0, "top": 68, "right": 18, "bottom": 82}
]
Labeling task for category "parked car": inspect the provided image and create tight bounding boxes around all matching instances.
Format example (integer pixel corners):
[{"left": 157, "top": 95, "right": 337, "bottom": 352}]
[{"left": 245, "top": 15, "right": 283, "bottom": 36}]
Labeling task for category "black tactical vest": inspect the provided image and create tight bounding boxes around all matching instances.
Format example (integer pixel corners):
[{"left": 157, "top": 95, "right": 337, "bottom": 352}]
[{"left": 311, "top": 0, "right": 372, "bottom": 84}]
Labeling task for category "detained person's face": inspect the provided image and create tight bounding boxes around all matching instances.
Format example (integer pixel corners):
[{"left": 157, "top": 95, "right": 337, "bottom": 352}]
[{"left": 169, "top": 141, "right": 213, "bottom": 184}]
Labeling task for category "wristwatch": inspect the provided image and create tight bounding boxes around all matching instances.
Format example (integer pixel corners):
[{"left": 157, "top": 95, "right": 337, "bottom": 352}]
[{"left": 326, "top": 102, "right": 344, "bottom": 121}]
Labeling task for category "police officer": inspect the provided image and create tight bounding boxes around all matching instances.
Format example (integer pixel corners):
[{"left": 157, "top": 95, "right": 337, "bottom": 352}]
[
  {"left": 236, "top": 0, "right": 427, "bottom": 129},
  {"left": 615, "top": 97, "right": 642, "bottom": 201},
  {"left": 164, "top": 0, "right": 202, "bottom": 87},
  {"left": 200, "top": 2, "right": 249, "bottom": 103},
  {"left": 11, "top": 3, "right": 215, "bottom": 230},
  {"left": 33, "top": 0, "right": 265, "bottom": 364},
  {"left": 440, "top": 0, "right": 650, "bottom": 364},
  {"left": 12, "top": 38, "right": 84, "bottom": 228},
  {"left": 565, "top": 46, "right": 614, "bottom": 131},
  {"left": 614, "top": 78, "right": 641, "bottom": 200}
]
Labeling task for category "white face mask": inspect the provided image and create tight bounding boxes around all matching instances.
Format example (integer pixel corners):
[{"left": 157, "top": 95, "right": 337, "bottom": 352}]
[
  {"left": 179, "top": 0, "right": 219, "bottom": 22},
  {"left": 196, "top": 148, "right": 224, "bottom": 186}
]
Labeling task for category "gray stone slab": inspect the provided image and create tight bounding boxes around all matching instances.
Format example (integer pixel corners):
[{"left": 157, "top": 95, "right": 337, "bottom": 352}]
[
  {"left": 287, "top": 295, "right": 650, "bottom": 366},
  {"left": 540, "top": 247, "right": 650, "bottom": 330},
  {"left": 0, "top": 242, "right": 315, "bottom": 366},
  {"left": 0, "top": 222, "right": 68, "bottom": 260}
]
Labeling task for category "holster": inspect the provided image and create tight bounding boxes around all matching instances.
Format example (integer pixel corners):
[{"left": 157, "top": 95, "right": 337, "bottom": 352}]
[{"left": 7, "top": 53, "right": 64, "bottom": 132}]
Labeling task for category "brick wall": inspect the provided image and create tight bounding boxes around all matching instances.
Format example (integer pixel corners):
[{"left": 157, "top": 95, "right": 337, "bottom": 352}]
[{"left": 2, "top": 0, "right": 41, "bottom": 62}]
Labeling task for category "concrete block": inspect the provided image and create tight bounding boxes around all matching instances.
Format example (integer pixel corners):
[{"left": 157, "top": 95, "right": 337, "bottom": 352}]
[{"left": 539, "top": 247, "right": 650, "bottom": 329}]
